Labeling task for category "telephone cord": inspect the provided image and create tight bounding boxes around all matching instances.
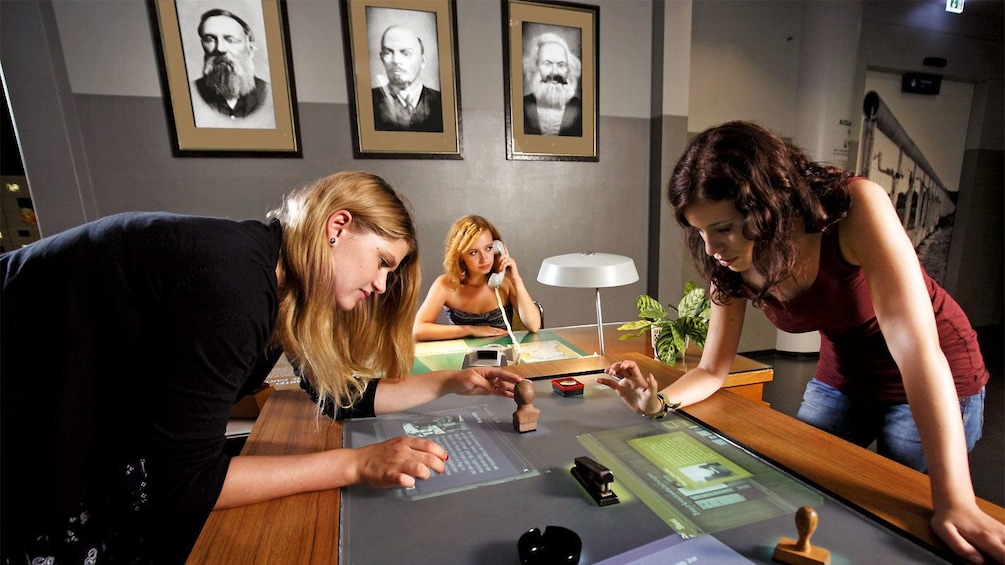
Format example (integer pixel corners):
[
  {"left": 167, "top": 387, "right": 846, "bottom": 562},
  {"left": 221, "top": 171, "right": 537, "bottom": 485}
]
[{"left": 494, "top": 287, "right": 523, "bottom": 363}]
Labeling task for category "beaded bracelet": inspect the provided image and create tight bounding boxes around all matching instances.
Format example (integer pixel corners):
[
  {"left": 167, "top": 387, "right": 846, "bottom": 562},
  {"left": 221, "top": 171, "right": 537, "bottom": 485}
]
[{"left": 644, "top": 392, "right": 681, "bottom": 420}]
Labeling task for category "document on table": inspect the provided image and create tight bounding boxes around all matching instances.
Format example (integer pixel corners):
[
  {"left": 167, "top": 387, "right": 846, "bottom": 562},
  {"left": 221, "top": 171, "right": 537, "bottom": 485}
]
[
  {"left": 593, "top": 534, "right": 754, "bottom": 564},
  {"left": 359, "top": 404, "right": 538, "bottom": 500}
]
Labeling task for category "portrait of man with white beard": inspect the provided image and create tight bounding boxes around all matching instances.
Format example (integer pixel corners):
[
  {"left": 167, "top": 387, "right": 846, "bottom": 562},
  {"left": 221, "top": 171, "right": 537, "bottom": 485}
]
[
  {"left": 189, "top": 8, "right": 275, "bottom": 129},
  {"left": 521, "top": 31, "right": 582, "bottom": 137}
]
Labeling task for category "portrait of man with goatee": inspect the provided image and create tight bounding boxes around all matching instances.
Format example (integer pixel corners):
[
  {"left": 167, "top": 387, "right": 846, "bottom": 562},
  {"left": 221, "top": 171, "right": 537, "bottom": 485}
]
[
  {"left": 190, "top": 8, "right": 275, "bottom": 129},
  {"left": 369, "top": 19, "right": 443, "bottom": 133},
  {"left": 521, "top": 30, "right": 582, "bottom": 137}
]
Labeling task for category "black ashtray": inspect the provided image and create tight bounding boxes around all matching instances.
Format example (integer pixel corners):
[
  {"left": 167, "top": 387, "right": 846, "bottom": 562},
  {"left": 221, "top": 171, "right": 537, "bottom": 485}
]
[{"left": 518, "top": 525, "right": 582, "bottom": 565}]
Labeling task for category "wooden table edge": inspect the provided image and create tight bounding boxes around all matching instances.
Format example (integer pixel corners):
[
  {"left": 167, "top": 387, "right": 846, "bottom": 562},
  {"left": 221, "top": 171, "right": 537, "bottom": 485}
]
[{"left": 190, "top": 353, "right": 1001, "bottom": 564}]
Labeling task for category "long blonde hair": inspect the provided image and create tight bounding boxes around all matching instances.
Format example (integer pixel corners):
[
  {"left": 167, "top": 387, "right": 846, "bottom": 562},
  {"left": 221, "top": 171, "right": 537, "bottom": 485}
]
[
  {"left": 268, "top": 171, "right": 420, "bottom": 410},
  {"left": 442, "top": 215, "right": 502, "bottom": 290}
]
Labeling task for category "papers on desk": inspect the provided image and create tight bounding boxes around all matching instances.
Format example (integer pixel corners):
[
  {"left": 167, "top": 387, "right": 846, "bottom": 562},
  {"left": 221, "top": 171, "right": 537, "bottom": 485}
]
[
  {"left": 415, "top": 339, "right": 472, "bottom": 356},
  {"left": 412, "top": 334, "right": 585, "bottom": 375},
  {"left": 593, "top": 534, "right": 753, "bottom": 564},
  {"left": 517, "top": 340, "right": 581, "bottom": 363},
  {"left": 412, "top": 333, "right": 582, "bottom": 359}
]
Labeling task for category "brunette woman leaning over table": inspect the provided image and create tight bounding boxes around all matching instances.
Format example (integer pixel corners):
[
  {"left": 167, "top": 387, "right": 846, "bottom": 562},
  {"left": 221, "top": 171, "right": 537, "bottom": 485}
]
[{"left": 599, "top": 121, "right": 1003, "bottom": 564}]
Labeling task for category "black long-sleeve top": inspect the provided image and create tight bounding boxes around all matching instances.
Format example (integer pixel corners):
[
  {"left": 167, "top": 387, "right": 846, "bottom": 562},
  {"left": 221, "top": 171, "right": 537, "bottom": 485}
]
[{"left": 2, "top": 212, "right": 288, "bottom": 562}]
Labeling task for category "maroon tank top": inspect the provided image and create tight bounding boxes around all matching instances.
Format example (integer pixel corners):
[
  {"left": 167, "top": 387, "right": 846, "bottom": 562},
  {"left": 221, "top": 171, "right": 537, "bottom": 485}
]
[{"left": 751, "top": 226, "right": 987, "bottom": 402}]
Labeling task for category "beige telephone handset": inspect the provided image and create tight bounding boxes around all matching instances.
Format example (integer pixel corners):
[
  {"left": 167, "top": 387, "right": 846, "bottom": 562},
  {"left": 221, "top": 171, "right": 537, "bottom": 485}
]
[
  {"left": 483, "top": 239, "right": 522, "bottom": 363},
  {"left": 488, "top": 240, "right": 506, "bottom": 289}
]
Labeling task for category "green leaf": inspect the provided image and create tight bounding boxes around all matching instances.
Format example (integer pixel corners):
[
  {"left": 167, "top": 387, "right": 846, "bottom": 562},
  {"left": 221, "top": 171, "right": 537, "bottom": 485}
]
[
  {"left": 653, "top": 329, "right": 679, "bottom": 366},
  {"left": 681, "top": 317, "right": 709, "bottom": 349},
  {"left": 617, "top": 319, "right": 652, "bottom": 341},
  {"left": 622, "top": 285, "right": 710, "bottom": 359},
  {"left": 635, "top": 295, "right": 667, "bottom": 322},
  {"left": 669, "top": 322, "right": 688, "bottom": 351},
  {"left": 678, "top": 287, "right": 708, "bottom": 317},
  {"left": 617, "top": 320, "right": 652, "bottom": 331}
]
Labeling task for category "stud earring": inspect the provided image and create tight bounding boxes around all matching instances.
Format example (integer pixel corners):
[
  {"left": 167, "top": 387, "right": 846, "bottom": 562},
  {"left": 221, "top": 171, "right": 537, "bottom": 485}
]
[{"left": 329, "top": 237, "right": 336, "bottom": 245}]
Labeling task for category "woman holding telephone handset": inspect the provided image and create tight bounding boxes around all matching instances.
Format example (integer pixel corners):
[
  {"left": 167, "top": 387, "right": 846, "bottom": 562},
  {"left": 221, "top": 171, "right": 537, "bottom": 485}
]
[{"left": 414, "top": 215, "right": 542, "bottom": 340}]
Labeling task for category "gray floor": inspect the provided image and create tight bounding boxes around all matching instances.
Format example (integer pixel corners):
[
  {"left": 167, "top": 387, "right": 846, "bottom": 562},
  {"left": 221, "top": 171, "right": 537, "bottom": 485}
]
[{"left": 746, "top": 324, "right": 1004, "bottom": 507}]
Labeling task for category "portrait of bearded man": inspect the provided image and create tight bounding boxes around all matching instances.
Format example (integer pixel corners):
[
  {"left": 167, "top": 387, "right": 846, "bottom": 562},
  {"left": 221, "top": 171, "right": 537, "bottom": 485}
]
[
  {"left": 521, "top": 32, "right": 582, "bottom": 137},
  {"left": 190, "top": 8, "right": 275, "bottom": 129}
]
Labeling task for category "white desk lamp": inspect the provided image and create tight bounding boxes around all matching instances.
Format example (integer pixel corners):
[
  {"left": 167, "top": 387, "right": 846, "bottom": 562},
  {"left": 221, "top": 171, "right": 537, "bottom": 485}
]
[{"left": 537, "top": 252, "right": 639, "bottom": 355}]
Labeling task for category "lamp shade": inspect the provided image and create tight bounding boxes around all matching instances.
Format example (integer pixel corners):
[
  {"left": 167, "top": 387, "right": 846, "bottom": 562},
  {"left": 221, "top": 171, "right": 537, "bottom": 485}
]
[{"left": 537, "top": 253, "right": 639, "bottom": 288}]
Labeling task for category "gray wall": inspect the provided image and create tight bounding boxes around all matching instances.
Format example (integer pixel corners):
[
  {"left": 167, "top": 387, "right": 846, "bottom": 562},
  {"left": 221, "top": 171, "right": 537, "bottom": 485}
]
[
  {"left": 1, "top": 0, "right": 659, "bottom": 333},
  {"left": 2, "top": 0, "right": 1001, "bottom": 354}
]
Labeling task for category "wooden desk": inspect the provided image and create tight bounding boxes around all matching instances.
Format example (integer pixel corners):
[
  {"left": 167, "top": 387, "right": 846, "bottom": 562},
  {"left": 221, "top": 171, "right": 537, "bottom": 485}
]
[
  {"left": 503, "top": 324, "right": 773, "bottom": 403},
  {"left": 188, "top": 354, "right": 1004, "bottom": 564},
  {"left": 273, "top": 324, "right": 770, "bottom": 401}
]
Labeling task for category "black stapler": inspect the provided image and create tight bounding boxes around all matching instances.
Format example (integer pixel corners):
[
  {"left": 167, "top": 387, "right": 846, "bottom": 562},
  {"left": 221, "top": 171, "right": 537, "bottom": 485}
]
[{"left": 570, "top": 456, "right": 619, "bottom": 506}]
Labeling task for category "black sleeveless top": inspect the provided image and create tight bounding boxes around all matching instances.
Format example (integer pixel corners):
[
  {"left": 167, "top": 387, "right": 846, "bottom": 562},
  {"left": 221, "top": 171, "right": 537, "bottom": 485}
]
[{"left": 444, "top": 305, "right": 514, "bottom": 330}]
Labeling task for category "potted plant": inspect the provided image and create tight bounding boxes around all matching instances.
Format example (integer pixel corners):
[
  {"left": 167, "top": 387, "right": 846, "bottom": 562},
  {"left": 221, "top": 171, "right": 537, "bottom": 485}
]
[{"left": 617, "top": 280, "right": 711, "bottom": 366}]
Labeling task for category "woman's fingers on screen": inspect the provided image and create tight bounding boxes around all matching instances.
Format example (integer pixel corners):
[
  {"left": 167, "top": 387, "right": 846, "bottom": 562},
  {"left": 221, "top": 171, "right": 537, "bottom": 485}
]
[
  {"left": 361, "top": 437, "right": 448, "bottom": 488},
  {"left": 413, "top": 437, "right": 448, "bottom": 461}
]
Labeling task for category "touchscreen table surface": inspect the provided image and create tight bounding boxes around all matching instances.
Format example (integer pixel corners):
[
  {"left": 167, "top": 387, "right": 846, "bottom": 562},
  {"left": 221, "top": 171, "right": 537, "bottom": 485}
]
[{"left": 341, "top": 374, "right": 949, "bottom": 564}]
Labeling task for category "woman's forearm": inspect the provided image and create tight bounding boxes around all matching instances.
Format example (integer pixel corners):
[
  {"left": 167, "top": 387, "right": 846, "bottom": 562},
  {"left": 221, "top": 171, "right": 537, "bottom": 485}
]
[
  {"left": 215, "top": 450, "right": 357, "bottom": 508},
  {"left": 372, "top": 372, "right": 450, "bottom": 414},
  {"left": 509, "top": 276, "right": 542, "bottom": 332},
  {"left": 662, "top": 366, "right": 727, "bottom": 408},
  {"left": 414, "top": 321, "right": 473, "bottom": 341},
  {"left": 898, "top": 357, "right": 977, "bottom": 509}
]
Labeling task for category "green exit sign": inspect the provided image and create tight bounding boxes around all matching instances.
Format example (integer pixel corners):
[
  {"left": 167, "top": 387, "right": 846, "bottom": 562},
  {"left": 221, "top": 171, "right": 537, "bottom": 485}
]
[{"left": 946, "top": 0, "right": 964, "bottom": 14}]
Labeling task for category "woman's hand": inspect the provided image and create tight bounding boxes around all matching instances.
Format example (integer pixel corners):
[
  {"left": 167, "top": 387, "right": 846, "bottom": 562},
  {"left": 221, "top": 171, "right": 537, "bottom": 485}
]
[
  {"left": 373, "top": 368, "right": 521, "bottom": 414},
  {"left": 596, "top": 360, "right": 663, "bottom": 415},
  {"left": 348, "top": 436, "right": 449, "bottom": 489},
  {"left": 467, "top": 325, "right": 508, "bottom": 337},
  {"left": 218, "top": 436, "right": 451, "bottom": 506},
  {"left": 931, "top": 501, "right": 1005, "bottom": 564},
  {"left": 498, "top": 254, "right": 520, "bottom": 280},
  {"left": 444, "top": 367, "right": 522, "bottom": 398}
]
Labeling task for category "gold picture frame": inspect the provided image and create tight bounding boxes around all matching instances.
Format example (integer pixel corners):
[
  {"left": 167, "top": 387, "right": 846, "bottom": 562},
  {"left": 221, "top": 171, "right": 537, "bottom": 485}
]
[
  {"left": 340, "top": 0, "right": 463, "bottom": 159},
  {"left": 503, "top": 0, "right": 598, "bottom": 161},
  {"left": 150, "top": 0, "right": 301, "bottom": 156}
]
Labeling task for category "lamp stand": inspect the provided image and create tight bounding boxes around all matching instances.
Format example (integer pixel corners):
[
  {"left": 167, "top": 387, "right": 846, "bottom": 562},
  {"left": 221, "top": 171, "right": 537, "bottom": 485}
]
[
  {"left": 536, "top": 252, "right": 639, "bottom": 357},
  {"left": 594, "top": 287, "right": 605, "bottom": 356}
]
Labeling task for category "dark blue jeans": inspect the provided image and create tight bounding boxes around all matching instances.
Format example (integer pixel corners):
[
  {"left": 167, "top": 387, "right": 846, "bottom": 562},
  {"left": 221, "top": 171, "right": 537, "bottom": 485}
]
[{"left": 796, "top": 378, "right": 985, "bottom": 473}]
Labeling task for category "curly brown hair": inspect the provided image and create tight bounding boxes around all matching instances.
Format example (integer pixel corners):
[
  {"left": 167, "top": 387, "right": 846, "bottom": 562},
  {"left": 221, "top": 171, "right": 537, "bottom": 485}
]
[{"left": 668, "top": 121, "right": 853, "bottom": 305}]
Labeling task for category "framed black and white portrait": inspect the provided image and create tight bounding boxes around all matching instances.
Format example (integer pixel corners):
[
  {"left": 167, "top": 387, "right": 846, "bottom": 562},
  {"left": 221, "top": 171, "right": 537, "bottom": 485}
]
[
  {"left": 150, "top": 0, "right": 300, "bottom": 156},
  {"left": 503, "top": 0, "right": 598, "bottom": 161},
  {"left": 341, "top": 0, "right": 462, "bottom": 159}
]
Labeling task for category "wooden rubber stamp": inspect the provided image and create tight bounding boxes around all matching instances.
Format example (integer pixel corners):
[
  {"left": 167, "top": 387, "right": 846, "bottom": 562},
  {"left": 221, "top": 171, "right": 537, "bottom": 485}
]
[
  {"left": 773, "top": 506, "right": 830, "bottom": 565},
  {"left": 512, "top": 380, "right": 540, "bottom": 433}
]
